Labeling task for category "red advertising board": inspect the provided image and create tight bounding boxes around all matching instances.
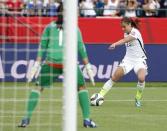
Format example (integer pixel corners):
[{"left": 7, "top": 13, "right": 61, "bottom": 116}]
[{"left": 0, "top": 17, "right": 167, "bottom": 44}]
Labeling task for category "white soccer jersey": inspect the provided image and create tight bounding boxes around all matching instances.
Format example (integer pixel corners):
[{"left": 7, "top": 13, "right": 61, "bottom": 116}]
[{"left": 124, "top": 28, "right": 147, "bottom": 60}]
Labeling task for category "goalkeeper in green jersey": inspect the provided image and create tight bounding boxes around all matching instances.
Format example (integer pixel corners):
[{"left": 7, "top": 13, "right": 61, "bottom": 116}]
[{"left": 18, "top": 3, "right": 96, "bottom": 128}]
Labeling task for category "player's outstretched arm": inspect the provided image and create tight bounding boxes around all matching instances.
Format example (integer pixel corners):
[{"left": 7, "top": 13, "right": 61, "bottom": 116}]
[{"left": 108, "top": 35, "right": 135, "bottom": 50}]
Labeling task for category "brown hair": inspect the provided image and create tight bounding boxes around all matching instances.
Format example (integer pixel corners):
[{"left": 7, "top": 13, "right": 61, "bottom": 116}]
[
  {"left": 56, "top": 2, "right": 63, "bottom": 26},
  {"left": 121, "top": 17, "right": 140, "bottom": 29}
]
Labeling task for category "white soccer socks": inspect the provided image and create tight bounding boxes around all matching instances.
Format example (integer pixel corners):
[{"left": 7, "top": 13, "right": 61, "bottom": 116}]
[{"left": 99, "top": 79, "right": 115, "bottom": 97}]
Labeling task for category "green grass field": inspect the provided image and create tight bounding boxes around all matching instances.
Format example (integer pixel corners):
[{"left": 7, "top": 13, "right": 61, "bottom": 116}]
[{"left": 0, "top": 82, "right": 167, "bottom": 131}]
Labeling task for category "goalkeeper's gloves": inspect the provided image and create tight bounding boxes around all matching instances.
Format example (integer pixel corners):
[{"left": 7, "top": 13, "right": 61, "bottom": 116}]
[
  {"left": 27, "top": 61, "right": 41, "bottom": 82},
  {"left": 85, "top": 63, "right": 95, "bottom": 86}
]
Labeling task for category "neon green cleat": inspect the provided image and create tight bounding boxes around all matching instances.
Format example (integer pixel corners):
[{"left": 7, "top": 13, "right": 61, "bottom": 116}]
[
  {"left": 136, "top": 90, "right": 143, "bottom": 99},
  {"left": 135, "top": 90, "right": 142, "bottom": 107},
  {"left": 135, "top": 98, "right": 141, "bottom": 107}
]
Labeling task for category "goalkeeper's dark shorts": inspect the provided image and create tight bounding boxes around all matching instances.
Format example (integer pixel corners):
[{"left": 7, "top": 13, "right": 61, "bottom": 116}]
[{"left": 36, "top": 63, "right": 85, "bottom": 88}]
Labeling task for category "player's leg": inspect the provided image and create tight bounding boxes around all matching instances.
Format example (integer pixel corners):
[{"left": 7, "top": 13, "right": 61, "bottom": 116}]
[
  {"left": 134, "top": 60, "right": 148, "bottom": 107},
  {"left": 99, "top": 66, "right": 124, "bottom": 96},
  {"left": 77, "top": 66, "right": 96, "bottom": 128},
  {"left": 18, "top": 86, "right": 43, "bottom": 128},
  {"left": 99, "top": 59, "right": 133, "bottom": 97},
  {"left": 18, "top": 64, "right": 59, "bottom": 127},
  {"left": 135, "top": 68, "right": 146, "bottom": 107}
]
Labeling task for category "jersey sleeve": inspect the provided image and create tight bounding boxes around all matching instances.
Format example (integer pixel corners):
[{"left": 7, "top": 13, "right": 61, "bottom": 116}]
[
  {"left": 129, "top": 28, "right": 138, "bottom": 39},
  {"left": 37, "top": 25, "right": 50, "bottom": 58},
  {"left": 78, "top": 29, "right": 88, "bottom": 59}
]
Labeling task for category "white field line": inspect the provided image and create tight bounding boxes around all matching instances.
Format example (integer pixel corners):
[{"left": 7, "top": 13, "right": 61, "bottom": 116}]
[
  {"left": 105, "top": 99, "right": 167, "bottom": 102},
  {"left": 0, "top": 98, "right": 167, "bottom": 102},
  {"left": 0, "top": 123, "right": 60, "bottom": 126},
  {"left": 0, "top": 110, "right": 61, "bottom": 114},
  {"left": 1, "top": 114, "right": 167, "bottom": 118},
  {"left": 107, "top": 114, "right": 167, "bottom": 118},
  {"left": 0, "top": 115, "right": 58, "bottom": 118},
  {"left": 0, "top": 99, "right": 59, "bottom": 102},
  {"left": 0, "top": 86, "right": 167, "bottom": 90}
]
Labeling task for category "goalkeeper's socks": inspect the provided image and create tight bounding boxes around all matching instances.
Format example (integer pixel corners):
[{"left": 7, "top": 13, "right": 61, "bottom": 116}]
[
  {"left": 135, "top": 81, "right": 145, "bottom": 100},
  {"left": 99, "top": 79, "right": 115, "bottom": 97},
  {"left": 78, "top": 90, "right": 90, "bottom": 119},
  {"left": 26, "top": 90, "right": 40, "bottom": 119}
]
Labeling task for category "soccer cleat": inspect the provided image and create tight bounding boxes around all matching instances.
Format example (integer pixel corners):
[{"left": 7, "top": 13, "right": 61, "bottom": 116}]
[
  {"left": 135, "top": 90, "right": 143, "bottom": 107},
  {"left": 18, "top": 118, "right": 30, "bottom": 128},
  {"left": 135, "top": 98, "right": 141, "bottom": 107},
  {"left": 136, "top": 90, "right": 142, "bottom": 100},
  {"left": 83, "top": 119, "right": 97, "bottom": 128}
]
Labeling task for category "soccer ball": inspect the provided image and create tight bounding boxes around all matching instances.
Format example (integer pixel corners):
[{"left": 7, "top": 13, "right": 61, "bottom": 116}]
[{"left": 90, "top": 93, "right": 104, "bottom": 106}]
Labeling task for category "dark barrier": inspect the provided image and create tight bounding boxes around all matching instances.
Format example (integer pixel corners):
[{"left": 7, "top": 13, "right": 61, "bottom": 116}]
[{"left": 0, "top": 44, "right": 167, "bottom": 82}]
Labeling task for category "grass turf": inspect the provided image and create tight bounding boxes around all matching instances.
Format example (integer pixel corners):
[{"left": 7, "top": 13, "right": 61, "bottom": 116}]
[{"left": 0, "top": 82, "right": 167, "bottom": 131}]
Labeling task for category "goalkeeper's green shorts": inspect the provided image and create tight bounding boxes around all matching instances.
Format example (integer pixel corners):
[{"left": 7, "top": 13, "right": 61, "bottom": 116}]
[{"left": 36, "top": 63, "right": 85, "bottom": 88}]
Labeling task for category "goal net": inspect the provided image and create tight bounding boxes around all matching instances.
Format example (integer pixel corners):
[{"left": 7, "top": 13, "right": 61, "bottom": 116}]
[{"left": 0, "top": 1, "right": 78, "bottom": 130}]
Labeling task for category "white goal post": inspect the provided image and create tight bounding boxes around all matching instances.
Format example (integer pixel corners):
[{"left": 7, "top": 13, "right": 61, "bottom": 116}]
[{"left": 63, "top": 0, "right": 78, "bottom": 131}]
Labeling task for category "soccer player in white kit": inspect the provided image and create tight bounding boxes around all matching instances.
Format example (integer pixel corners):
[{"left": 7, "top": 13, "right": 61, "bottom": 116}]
[{"left": 99, "top": 17, "right": 148, "bottom": 107}]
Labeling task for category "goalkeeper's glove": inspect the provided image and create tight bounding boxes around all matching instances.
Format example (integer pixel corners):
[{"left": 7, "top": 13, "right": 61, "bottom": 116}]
[
  {"left": 27, "top": 61, "right": 41, "bottom": 82},
  {"left": 85, "top": 63, "right": 95, "bottom": 86}
]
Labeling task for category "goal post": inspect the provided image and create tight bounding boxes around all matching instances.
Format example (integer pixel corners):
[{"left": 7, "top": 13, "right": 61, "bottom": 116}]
[{"left": 63, "top": 0, "right": 78, "bottom": 131}]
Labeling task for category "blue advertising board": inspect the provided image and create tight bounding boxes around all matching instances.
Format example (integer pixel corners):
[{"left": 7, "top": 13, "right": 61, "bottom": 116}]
[{"left": 0, "top": 44, "right": 167, "bottom": 82}]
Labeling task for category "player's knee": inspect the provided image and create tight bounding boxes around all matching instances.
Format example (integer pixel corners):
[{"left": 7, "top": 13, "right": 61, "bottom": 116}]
[
  {"left": 138, "top": 76, "right": 145, "bottom": 83},
  {"left": 112, "top": 73, "right": 122, "bottom": 82},
  {"left": 111, "top": 75, "right": 118, "bottom": 82},
  {"left": 112, "top": 67, "right": 124, "bottom": 82},
  {"left": 78, "top": 86, "right": 86, "bottom": 91},
  {"left": 138, "top": 74, "right": 145, "bottom": 83}
]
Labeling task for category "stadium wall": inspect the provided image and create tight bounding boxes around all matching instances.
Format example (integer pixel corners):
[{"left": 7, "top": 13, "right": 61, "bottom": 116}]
[{"left": 0, "top": 18, "right": 167, "bottom": 82}]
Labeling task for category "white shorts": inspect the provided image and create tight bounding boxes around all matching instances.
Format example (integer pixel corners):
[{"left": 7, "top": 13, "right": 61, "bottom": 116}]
[{"left": 119, "top": 58, "right": 148, "bottom": 75}]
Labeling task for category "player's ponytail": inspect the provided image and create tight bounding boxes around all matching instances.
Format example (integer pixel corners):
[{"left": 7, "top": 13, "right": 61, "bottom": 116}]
[
  {"left": 121, "top": 17, "right": 140, "bottom": 29},
  {"left": 131, "top": 18, "right": 140, "bottom": 29}
]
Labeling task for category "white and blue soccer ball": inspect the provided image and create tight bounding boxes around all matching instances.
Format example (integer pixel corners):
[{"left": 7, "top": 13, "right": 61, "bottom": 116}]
[{"left": 90, "top": 93, "right": 104, "bottom": 106}]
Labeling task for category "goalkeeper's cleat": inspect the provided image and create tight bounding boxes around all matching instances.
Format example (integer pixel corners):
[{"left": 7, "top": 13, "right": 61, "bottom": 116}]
[
  {"left": 18, "top": 118, "right": 30, "bottom": 128},
  {"left": 83, "top": 119, "right": 97, "bottom": 128},
  {"left": 135, "top": 98, "right": 141, "bottom": 107}
]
